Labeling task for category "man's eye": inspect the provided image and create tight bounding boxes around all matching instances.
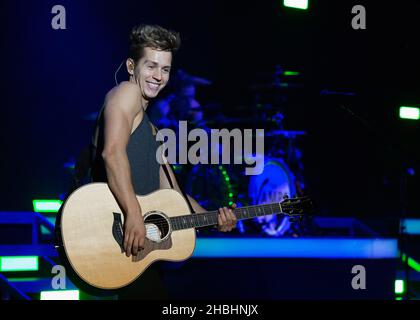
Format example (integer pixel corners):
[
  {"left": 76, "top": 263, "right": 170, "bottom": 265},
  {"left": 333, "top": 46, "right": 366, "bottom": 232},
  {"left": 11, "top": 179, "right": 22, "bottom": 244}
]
[{"left": 147, "top": 65, "right": 154, "bottom": 69}]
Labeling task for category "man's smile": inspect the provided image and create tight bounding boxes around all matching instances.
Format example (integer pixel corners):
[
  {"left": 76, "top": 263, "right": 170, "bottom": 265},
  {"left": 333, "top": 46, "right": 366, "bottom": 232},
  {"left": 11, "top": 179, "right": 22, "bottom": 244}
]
[{"left": 146, "top": 81, "right": 160, "bottom": 90}]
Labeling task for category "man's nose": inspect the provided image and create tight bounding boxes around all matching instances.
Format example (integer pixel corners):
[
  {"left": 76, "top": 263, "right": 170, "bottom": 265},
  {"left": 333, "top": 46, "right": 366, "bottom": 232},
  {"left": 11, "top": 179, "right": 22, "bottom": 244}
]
[{"left": 153, "top": 68, "right": 162, "bottom": 81}]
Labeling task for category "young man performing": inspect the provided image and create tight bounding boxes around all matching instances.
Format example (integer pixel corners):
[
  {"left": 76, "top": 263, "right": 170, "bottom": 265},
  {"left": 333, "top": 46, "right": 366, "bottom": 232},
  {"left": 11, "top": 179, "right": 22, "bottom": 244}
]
[{"left": 90, "top": 24, "right": 237, "bottom": 299}]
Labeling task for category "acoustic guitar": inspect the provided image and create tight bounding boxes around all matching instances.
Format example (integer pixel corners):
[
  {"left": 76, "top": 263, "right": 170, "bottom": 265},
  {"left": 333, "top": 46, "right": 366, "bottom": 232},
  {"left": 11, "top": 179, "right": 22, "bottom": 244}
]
[{"left": 55, "top": 182, "right": 311, "bottom": 291}]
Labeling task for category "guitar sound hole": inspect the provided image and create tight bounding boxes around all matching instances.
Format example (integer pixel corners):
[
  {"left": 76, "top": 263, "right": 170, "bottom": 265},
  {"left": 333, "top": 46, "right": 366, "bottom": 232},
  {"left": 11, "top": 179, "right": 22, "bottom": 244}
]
[{"left": 144, "top": 213, "right": 169, "bottom": 241}]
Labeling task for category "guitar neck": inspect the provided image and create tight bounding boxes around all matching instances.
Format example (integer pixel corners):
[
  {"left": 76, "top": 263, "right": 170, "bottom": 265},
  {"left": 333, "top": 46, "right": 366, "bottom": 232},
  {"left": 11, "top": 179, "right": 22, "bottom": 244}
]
[{"left": 170, "top": 203, "right": 283, "bottom": 231}]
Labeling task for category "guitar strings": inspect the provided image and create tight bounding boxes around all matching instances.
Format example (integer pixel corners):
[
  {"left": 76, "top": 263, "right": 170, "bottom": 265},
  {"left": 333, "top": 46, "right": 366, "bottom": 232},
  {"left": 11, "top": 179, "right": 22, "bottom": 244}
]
[
  {"left": 137, "top": 203, "right": 285, "bottom": 225},
  {"left": 128, "top": 211, "right": 287, "bottom": 233},
  {"left": 123, "top": 212, "right": 292, "bottom": 241},
  {"left": 131, "top": 203, "right": 287, "bottom": 228},
  {"left": 117, "top": 202, "right": 301, "bottom": 241},
  {"left": 143, "top": 211, "right": 286, "bottom": 227}
]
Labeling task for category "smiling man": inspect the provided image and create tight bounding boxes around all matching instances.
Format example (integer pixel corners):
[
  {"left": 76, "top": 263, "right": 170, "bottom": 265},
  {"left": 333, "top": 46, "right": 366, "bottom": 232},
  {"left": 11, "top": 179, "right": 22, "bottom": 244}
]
[{"left": 89, "top": 24, "right": 237, "bottom": 299}]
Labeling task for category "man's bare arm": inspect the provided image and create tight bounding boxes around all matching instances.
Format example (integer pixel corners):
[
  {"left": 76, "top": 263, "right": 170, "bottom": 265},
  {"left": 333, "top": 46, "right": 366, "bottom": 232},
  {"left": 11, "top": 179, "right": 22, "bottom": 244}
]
[
  {"left": 186, "top": 194, "right": 206, "bottom": 213},
  {"left": 101, "top": 81, "right": 145, "bottom": 256},
  {"left": 185, "top": 190, "right": 236, "bottom": 231}
]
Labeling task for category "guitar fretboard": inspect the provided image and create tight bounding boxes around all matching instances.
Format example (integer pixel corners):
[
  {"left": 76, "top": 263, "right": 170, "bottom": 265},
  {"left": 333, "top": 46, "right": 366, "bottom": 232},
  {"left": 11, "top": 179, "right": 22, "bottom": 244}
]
[{"left": 170, "top": 203, "right": 283, "bottom": 231}]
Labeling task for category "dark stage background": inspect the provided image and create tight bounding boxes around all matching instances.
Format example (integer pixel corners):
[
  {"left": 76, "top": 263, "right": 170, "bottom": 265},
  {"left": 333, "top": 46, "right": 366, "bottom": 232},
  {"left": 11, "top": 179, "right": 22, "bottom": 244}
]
[{"left": 1, "top": 0, "right": 419, "bottom": 228}]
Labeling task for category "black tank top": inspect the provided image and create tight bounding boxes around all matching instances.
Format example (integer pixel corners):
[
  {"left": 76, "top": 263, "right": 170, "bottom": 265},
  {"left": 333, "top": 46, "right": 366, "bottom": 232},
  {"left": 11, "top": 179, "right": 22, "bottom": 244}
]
[{"left": 91, "top": 109, "right": 161, "bottom": 195}]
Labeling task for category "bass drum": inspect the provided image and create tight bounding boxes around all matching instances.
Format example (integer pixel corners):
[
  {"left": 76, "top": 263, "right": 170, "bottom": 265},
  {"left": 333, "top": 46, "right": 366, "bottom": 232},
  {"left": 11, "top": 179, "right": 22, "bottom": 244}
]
[
  {"left": 247, "top": 158, "right": 296, "bottom": 236},
  {"left": 183, "top": 164, "right": 234, "bottom": 212}
]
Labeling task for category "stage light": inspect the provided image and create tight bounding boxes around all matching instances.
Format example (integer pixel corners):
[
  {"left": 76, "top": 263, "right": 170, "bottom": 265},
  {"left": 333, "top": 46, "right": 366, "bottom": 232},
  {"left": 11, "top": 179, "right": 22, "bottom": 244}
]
[
  {"left": 401, "top": 219, "right": 420, "bottom": 235},
  {"left": 32, "top": 199, "right": 62, "bottom": 213},
  {"left": 399, "top": 106, "right": 420, "bottom": 120},
  {"left": 193, "top": 238, "right": 397, "bottom": 258},
  {"left": 0, "top": 256, "right": 39, "bottom": 272},
  {"left": 395, "top": 280, "right": 405, "bottom": 294},
  {"left": 402, "top": 254, "right": 420, "bottom": 272},
  {"left": 284, "top": 71, "right": 300, "bottom": 76},
  {"left": 40, "top": 290, "right": 80, "bottom": 300},
  {"left": 40, "top": 216, "right": 56, "bottom": 235},
  {"left": 284, "top": 0, "right": 308, "bottom": 10}
]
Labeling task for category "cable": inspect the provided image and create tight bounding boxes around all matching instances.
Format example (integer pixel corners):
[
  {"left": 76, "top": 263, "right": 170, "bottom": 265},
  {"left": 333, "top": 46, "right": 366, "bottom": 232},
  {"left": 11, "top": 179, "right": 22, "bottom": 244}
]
[{"left": 114, "top": 60, "right": 125, "bottom": 85}]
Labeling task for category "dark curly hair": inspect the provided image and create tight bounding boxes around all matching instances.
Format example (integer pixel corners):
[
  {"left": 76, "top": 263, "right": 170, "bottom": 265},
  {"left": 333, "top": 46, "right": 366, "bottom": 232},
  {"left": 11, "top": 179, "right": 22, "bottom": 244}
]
[{"left": 129, "top": 24, "right": 181, "bottom": 63}]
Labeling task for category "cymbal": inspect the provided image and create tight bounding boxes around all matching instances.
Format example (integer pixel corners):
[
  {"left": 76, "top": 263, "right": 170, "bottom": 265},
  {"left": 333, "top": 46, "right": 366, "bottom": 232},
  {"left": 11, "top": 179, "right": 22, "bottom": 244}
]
[
  {"left": 242, "top": 130, "right": 306, "bottom": 138},
  {"left": 172, "top": 69, "right": 212, "bottom": 86},
  {"left": 265, "top": 130, "right": 306, "bottom": 137},
  {"left": 189, "top": 103, "right": 222, "bottom": 111},
  {"left": 202, "top": 115, "right": 260, "bottom": 126},
  {"left": 236, "top": 130, "right": 306, "bottom": 139},
  {"left": 249, "top": 82, "right": 304, "bottom": 91}
]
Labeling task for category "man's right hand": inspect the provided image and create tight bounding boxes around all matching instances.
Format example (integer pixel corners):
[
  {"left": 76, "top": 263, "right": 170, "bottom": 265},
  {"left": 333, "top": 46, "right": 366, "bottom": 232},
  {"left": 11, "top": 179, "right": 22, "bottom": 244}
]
[{"left": 123, "top": 212, "right": 146, "bottom": 257}]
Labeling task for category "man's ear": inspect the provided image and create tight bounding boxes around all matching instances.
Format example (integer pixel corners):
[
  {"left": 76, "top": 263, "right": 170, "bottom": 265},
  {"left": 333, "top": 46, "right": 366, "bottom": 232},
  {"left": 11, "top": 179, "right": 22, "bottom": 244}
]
[{"left": 126, "top": 58, "right": 135, "bottom": 75}]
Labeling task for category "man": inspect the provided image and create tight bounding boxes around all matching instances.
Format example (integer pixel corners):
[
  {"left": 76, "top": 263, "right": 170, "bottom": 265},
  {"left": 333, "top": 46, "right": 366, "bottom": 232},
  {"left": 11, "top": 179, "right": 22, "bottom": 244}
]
[{"left": 90, "top": 24, "right": 237, "bottom": 298}]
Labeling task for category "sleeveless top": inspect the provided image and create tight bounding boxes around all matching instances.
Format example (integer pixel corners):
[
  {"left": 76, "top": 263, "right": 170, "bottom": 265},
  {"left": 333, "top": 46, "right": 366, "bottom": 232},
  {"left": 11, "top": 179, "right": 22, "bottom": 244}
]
[{"left": 91, "top": 108, "right": 161, "bottom": 195}]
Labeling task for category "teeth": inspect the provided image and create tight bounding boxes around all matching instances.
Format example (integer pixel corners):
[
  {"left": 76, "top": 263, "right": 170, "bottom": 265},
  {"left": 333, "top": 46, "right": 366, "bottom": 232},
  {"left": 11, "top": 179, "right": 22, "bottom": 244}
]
[{"left": 147, "top": 82, "right": 159, "bottom": 89}]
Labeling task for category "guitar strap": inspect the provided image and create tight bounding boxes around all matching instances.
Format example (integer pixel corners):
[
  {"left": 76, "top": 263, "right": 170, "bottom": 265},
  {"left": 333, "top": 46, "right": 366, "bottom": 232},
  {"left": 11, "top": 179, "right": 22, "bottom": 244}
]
[
  {"left": 154, "top": 123, "right": 196, "bottom": 215},
  {"left": 161, "top": 161, "right": 196, "bottom": 214}
]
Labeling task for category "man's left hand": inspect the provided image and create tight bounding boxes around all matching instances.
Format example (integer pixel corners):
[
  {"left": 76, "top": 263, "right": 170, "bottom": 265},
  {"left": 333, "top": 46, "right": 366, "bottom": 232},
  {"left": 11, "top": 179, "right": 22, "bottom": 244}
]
[{"left": 217, "top": 203, "right": 237, "bottom": 232}]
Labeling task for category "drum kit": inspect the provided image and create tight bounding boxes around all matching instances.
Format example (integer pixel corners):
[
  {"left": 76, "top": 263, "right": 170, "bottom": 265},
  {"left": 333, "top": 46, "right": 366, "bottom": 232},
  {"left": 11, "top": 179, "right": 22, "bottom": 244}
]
[
  {"left": 82, "top": 66, "right": 307, "bottom": 237},
  {"left": 162, "top": 67, "right": 307, "bottom": 237}
]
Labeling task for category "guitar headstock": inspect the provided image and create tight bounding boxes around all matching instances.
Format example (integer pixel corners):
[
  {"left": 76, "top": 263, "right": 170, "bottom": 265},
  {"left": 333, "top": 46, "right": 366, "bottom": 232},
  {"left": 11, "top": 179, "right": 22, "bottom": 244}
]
[{"left": 280, "top": 195, "right": 313, "bottom": 217}]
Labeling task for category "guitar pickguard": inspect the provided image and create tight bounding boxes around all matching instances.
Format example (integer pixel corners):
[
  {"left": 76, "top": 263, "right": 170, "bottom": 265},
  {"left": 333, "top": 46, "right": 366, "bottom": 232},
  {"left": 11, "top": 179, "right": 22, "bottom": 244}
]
[
  {"left": 112, "top": 211, "right": 173, "bottom": 262},
  {"left": 131, "top": 236, "right": 173, "bottom": 262},
  {"left": 112, "top": 212, "right": 125, "bottom": 252}
]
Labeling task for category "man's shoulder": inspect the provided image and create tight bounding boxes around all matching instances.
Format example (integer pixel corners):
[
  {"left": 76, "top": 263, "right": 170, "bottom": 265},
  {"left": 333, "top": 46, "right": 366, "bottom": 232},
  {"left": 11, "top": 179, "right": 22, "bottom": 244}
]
[
  {"left": 104, "top": 81, "right": 142, "bottom": 114},
  {"left": 106, "top": 81, "right": 141, "bottom": 100}
]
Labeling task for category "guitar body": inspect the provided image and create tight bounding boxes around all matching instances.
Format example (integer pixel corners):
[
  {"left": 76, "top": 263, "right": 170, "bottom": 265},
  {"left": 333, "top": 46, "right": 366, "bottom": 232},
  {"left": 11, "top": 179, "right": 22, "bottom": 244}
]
[{"left": 57, "top": 183, "right": 195, "bottom": 290}]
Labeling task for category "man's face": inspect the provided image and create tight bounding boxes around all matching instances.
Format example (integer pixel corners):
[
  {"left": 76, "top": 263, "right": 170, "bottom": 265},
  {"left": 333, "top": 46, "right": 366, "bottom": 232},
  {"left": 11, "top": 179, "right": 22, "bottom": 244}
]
[{"left": 133, "top": 47, "right": 172, "bottom": 100}]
